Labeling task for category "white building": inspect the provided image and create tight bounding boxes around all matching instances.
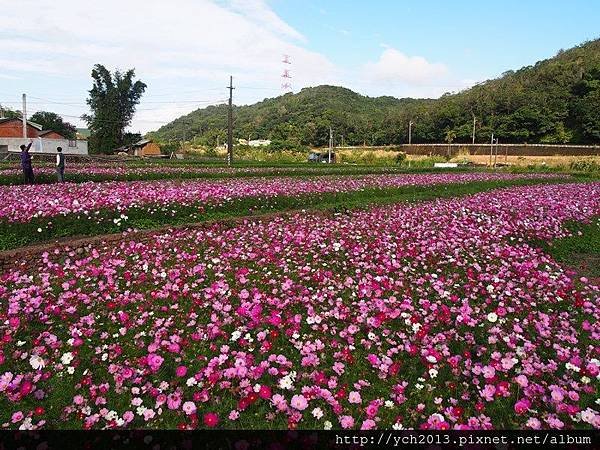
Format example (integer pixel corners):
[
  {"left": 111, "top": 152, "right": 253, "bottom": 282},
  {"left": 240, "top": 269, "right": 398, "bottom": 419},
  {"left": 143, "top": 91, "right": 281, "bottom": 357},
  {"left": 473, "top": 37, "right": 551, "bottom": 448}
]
[{"left": 0, "top": 118, "right": 88, "bottom": 155}]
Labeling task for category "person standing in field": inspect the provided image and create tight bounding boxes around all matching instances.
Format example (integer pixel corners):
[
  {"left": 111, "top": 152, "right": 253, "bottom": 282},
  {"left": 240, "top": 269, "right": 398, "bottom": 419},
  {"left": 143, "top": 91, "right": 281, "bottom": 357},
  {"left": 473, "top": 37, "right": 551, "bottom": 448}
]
[
  {"left": 56, "top": 147, "right": 65, "bottom": 183},
  {"left": 20, "top": 140, "right": 34, "bottom": 184}
]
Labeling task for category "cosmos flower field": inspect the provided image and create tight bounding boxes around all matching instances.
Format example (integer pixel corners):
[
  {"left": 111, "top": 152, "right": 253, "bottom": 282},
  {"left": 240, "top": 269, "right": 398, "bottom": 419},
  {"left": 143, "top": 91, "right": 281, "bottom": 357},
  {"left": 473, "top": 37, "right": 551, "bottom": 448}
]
[
  {"left": 0, "top": 172, "right": 562, "bottom": 223},
  {"left": 0, "top": 162, "right": 416, "bottom": 185},
  {"left": 0, "top": 181, "right": 598, "bottom": 430}
]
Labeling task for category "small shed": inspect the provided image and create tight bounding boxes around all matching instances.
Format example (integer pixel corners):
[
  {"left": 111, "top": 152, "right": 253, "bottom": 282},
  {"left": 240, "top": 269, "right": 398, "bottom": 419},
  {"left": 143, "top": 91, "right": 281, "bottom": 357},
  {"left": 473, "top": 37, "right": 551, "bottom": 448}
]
[
  {"left": 131, "top": 139, "right": 161, "bottom": 157},
  {"left": 38, "top": 130, "right": 66, "bottom": 139}
]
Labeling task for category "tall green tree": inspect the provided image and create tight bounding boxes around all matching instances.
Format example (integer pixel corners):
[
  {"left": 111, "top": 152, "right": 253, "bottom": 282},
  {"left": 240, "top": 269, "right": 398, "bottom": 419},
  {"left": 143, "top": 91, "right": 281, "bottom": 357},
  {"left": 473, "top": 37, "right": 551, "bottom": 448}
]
[
  {"left": 83, "top": 64, "right": 146, "bottom": 153},
  {"left": 0, "top": 105, "right": 20, "bottom": 119},
  {"left": 30, "top": 111, "right": 77, "bottom": 139}
]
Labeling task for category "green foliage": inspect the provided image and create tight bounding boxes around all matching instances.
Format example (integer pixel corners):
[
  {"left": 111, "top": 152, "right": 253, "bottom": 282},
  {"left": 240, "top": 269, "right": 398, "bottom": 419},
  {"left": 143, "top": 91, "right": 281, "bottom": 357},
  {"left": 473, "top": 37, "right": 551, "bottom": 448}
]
[
  {"left": 0, "top": 105, "right": 21, "bottom": 119},
  {"left": 121, "top": 132, "right": 143, "bottom": 147},
  {"left": 83, "top": 64, "right": 147, "bottom": 153},
  {"left": 30, "top": 111, "right": 77, "bottom": 139},
  {"left": 151, "top": 39, "right": 600, "bottom": 146},
  {"left": 541, "top": 218, "right": 600, "bottom": 279},
  {"left": 395, "top": 152, "right": 407, "bottom": 165},
  {"left": 570, "top": 158, "right": 600, "bottom": 173}
]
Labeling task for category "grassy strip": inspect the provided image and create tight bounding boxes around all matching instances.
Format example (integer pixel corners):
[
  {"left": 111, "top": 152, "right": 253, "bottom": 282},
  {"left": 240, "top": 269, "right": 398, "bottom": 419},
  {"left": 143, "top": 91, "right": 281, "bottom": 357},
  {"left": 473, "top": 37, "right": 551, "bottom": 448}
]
[
  {"left": 540, "top": 217, "right": 600, "bottom": 280},
  {"left": 0, "top": 177, "right": 575, "bottom": 252}
]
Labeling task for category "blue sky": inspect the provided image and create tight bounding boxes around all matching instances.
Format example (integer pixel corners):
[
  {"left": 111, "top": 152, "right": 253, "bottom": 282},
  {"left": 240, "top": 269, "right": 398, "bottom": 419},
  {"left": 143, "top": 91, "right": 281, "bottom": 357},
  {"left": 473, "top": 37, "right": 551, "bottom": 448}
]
[
  {"left": 272, "top": 0, "right": 599, "bottom": 81},
  {"left": 0, "top": 0, "right": 598, "bottom": 132}
]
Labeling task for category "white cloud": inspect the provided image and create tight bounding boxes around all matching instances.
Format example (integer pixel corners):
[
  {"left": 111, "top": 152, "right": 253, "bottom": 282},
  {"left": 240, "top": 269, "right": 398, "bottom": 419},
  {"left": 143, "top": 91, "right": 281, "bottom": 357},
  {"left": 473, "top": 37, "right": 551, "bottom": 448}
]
[
  {"left": 349, "top": 47, "right": 481, "bottom": 99},
  {"left": 364, "top": 47, "right": 448, "bottom": 85},
  {"left": 228, "top": 0, "right": 306, "bottom": 42},
  {"left": 0, "top": 0, "right": 337, "bottom": 131}
]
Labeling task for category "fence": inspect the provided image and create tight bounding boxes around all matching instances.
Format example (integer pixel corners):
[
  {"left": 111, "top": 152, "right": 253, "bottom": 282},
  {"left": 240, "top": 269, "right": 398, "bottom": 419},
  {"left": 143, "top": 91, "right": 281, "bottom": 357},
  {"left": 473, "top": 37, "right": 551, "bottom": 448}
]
[
  {"left": 336, "top": 144, "right": 600, "bottom": 157},
  {"left": 0, "top": 137, "right": 88, "bottom": 155}
]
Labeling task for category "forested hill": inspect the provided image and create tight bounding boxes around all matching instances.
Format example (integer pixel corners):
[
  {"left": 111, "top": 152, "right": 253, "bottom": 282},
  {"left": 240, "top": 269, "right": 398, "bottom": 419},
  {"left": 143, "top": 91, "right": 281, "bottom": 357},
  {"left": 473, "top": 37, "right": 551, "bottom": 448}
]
[{"left": 149, "top": 39, "right": 600, "bottom": 146}]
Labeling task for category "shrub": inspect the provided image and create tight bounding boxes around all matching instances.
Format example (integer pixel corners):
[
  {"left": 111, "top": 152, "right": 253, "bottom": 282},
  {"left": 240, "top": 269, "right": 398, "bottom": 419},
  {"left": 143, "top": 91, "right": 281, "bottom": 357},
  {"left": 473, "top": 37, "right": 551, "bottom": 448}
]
[{"left": 570, "top": 158, "right": 600, "bottom": 173}]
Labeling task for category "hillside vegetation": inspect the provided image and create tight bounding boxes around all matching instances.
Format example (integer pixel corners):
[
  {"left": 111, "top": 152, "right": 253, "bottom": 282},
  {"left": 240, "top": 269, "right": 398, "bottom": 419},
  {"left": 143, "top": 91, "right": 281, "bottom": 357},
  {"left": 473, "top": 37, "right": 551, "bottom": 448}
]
[{"left": 150, "top": 39, "right": 600, "bottom": 147}]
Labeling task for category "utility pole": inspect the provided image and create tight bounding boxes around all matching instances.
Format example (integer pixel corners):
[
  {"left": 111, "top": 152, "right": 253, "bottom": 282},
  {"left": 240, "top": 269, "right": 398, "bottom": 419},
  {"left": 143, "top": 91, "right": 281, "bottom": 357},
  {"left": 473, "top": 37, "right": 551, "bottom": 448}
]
[
  {"left": 408, "top": 120, "right": 413, "bottom": 145},
  {"left": 227, "top": 76, "right": 235, "bottom": 166},
  {"left": 22, "top": 93, "right": 27, "bottom": 138},
  {"left": 328, "top": 127, "right": 333, "bottom": 163},
  {"left": 472, "top": 114, "right": 476, "bottom": 144},
  {"left": 489, "top": 133, "right": 494, "bottom": 167}
]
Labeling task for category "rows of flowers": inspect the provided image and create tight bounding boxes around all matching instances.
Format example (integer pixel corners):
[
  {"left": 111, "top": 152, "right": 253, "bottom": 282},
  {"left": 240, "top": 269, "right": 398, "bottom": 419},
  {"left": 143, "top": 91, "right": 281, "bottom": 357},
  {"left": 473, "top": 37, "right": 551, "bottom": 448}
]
[
  {"left": 0, "top": 172, "right": 563, "bottom": 224},
  {"left": 0, "top": 182, "right": 598, "bottom": 430},
  {"left": 0, "top": 164, "right": 328, "bottom": 177},
  {"left": 0, "top": 163, "right": 410, "bottom": 185}
]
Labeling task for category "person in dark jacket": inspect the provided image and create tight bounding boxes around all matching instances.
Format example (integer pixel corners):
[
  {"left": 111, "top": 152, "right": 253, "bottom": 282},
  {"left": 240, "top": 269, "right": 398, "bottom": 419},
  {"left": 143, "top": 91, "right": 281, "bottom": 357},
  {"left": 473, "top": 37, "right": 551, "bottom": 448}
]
[
  {"left": 20, "top": 140, "right": 34, "bottom": 184},
  {"left": 56, "top": 147, "right": 65, "bottom": 182}
]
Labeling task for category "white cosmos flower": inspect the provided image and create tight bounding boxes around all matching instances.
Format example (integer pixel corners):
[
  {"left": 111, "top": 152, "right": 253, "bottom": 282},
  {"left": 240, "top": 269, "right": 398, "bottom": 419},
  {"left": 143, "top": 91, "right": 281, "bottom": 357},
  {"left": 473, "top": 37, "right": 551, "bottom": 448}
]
[
  {"left": 487, "top": 312, "right": 498, "bottom": 323},
  {"left": 278, "top": 376, "right": 294, "bottom": 390},
  {"left": 29, "top": 354, "right": 45, "bottom": 370},
  {"left": 312, "top": 407, "right": 324, "bottom": 419},
  {"left": 60, "top": 352, "right": 74, "bottom": 365},
  {"left": 324, "top": 421, "right": 332, "bottom": 430}
]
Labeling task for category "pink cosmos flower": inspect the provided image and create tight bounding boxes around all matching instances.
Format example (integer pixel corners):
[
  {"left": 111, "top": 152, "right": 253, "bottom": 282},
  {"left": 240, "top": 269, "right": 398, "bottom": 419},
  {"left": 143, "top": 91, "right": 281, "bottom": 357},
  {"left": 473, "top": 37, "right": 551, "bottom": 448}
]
[
  {"left": 142, "top": 409, "right": 156, "bottom": 421},
  {"left": 203, "top": 412, "right": 219, "bottom": 428},
  {"left": 515, "top": 375, "right": 528, "bottom": 387},
  {"left": 182, "top": 401, "right": 196, "bottom": 415},
  {"left": 123, "top": 411, "right": 134, "bottom": 423},
  {"left": 514, "top": 399, "right": 531, "bottom": 415},
  {"left": 147, "top": 353, "right": 164, "bottom": 372},
  {"left": 271, "top": 394, "right": 287, "bottom": 411},
  {"left": 361, "top": 419, "right": 376, "bottom": 430},
  {"left": 290, "top": 394, "right": 308, "bottom": 411},
  {"left": 167, "top": 393, "right": 182, "bottom": 410},
  {"left": 258, "top": 385, "right": 272, "bottom": 400},
  {"left": 339, "top": 415, "right": 355, "bottom": 429},
  {"left": 348, "top": 391, "right": 362, "bottom": 404}
]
